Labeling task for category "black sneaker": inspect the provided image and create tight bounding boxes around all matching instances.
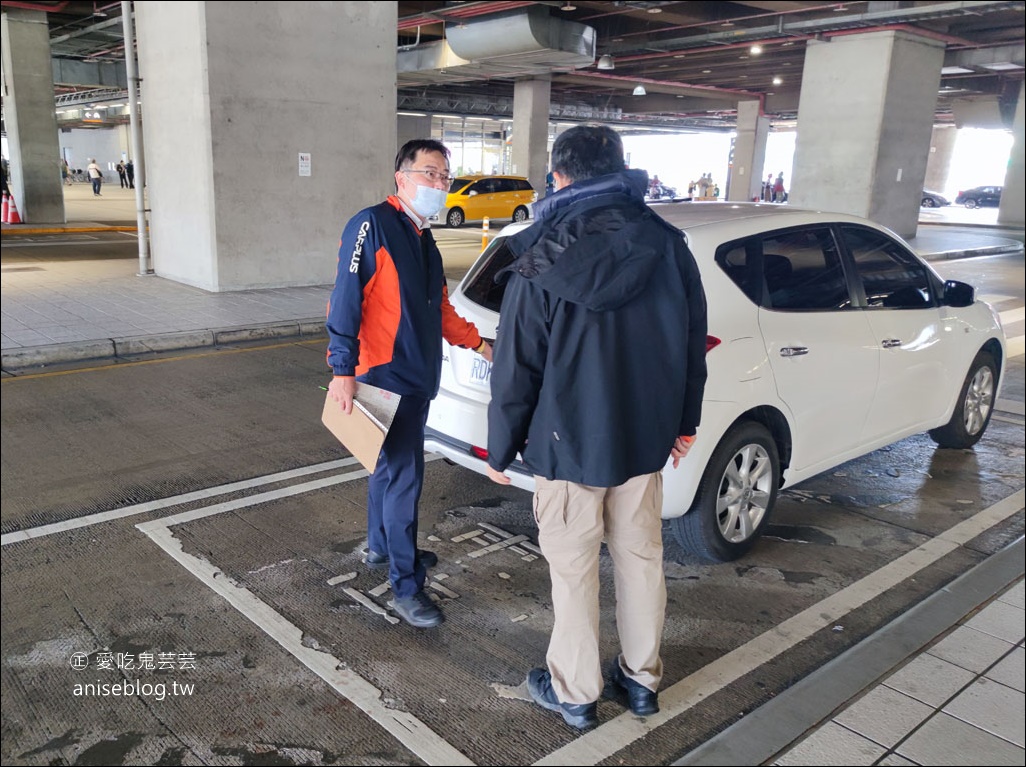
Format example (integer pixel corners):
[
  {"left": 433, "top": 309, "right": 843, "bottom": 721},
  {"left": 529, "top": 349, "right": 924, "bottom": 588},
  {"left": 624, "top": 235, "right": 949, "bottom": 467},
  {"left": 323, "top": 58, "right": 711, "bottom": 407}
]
[
  {"left": 364, "top": 548, "right": 438, "bottom": 569},
  {"left": 388, "top": 590, "right": 443, "bottom": 628},
  {"left": 526, "top": 667, "right": 598, "bottom": 730},
  {"left": 609, "top": 659, "right": 659, "bottom": 716}
]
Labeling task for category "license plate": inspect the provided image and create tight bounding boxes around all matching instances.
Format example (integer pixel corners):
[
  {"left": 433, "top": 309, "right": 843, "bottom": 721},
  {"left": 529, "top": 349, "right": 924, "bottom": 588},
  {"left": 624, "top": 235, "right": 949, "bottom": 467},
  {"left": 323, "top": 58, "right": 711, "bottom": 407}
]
[{"left": 466, "top": 357, "right": 492, "bottom": 388}]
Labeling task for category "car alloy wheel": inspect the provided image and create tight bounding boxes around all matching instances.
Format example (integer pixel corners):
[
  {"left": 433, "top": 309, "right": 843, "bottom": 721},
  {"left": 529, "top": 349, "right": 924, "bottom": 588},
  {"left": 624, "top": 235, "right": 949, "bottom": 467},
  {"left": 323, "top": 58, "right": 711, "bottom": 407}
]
[
  {"left": 670, "top": 421, "right": 779, "bottom": 563},
  {"left": 964, "top": 198, "right": 978, "bottom": 209},
  {"left": 513, "top": 205, "right": 529, "bottom": 222},
  {"left": 447, "top": 208, "right": 465, "bottom": 227},
  {"left": 922, "top": 198, "right": 936, "bottom": 208},
  {"left": 929, "top": 350, "right": 997, "bottom": 449}
]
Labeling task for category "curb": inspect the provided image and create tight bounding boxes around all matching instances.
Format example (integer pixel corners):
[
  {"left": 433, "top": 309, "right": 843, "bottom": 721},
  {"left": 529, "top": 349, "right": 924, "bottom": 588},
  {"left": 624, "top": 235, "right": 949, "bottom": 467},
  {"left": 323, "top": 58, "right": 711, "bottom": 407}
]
[
  {"left": 919, "top": 243, "right": 1024, "bottom": 261},
  {"left": 2, "top": 318, "right": 327, "bottom": 373},
  {"left": 1, "top": 226, "right": 138, "bottom": 235}
]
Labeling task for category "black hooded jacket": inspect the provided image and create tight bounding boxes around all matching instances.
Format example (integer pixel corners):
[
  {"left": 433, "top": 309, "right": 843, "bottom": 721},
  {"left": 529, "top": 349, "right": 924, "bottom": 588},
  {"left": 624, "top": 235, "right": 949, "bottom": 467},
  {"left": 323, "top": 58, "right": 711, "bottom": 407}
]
[{"left": 486, "top": 169, "right": 708, "bottom": 487}]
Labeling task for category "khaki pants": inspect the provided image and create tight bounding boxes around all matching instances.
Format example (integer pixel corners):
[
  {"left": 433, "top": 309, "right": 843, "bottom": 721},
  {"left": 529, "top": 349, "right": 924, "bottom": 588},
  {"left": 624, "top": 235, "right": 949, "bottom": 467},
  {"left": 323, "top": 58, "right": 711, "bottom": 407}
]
[{"left": 533, "top": 472, "right": 666, "bottom": 704}]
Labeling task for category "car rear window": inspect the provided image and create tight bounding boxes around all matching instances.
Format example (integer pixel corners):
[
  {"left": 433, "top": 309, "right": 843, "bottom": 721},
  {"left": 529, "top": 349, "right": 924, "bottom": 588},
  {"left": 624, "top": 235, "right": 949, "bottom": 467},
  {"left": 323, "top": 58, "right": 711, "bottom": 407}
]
[{"left": 461, "top": 237, "right": 517, "bottom": 313}]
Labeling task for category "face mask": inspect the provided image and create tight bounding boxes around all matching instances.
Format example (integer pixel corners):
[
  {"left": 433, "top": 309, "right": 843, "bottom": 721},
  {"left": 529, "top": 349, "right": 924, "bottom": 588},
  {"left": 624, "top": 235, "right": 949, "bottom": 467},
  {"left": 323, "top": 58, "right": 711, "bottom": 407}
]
[{"left": 409, "top": 183, "right": 448, "bottom": 218}]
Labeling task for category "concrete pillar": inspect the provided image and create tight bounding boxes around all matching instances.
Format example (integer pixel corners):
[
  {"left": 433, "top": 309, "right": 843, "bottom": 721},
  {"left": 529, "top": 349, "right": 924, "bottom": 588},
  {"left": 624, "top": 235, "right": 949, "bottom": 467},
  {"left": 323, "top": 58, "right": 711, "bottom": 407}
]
[
  {"left": 727, "top": 99, "right": 769, "bottom": 202},
  {"left": 134, "top": 1, "right": 396, "bottom": 291},
  {"left": 397, "top": 114, "right": 433, "bottom": 156},
  {"left": 790, "top": 30, "right": 944, "bottom": 238},
  {"left": 1, "top": 8, "right": 65, "bottom": 224},
  {"left": 923, "top": 125, "right": 957, "bottom": 195},
  {"left": 998, "top": 81, "right": 1024, "bottom": 227},
  {"left": 512, "top": 76, "right": 551, "bottom": 197}
]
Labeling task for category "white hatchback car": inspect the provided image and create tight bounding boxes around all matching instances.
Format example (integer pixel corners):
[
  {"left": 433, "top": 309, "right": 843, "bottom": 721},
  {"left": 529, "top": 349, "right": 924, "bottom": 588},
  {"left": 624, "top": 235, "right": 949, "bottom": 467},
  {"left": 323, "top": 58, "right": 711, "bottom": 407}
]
[{"left": 425, "top": 203, "right": 1006, "bottom": 563}]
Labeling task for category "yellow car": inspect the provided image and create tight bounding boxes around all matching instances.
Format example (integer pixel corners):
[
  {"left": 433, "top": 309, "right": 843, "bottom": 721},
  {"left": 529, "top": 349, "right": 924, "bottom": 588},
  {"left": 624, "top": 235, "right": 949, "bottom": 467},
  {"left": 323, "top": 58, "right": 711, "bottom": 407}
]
[{"left": 439, "top": 175, "right": 537, "bottom": 228}]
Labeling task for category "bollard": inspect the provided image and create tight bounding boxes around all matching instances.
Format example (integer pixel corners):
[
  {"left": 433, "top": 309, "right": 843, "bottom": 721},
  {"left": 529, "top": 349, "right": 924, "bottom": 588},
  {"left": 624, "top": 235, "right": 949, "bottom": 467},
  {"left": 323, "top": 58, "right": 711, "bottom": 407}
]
[{"left": 481, "top": 217, "right": 490, "bottom": 250}]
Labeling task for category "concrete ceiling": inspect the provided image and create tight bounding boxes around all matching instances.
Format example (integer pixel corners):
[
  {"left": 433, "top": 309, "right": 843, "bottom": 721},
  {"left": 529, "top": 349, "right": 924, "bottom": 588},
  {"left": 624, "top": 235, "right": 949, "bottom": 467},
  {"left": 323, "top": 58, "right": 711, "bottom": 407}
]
[{"left": 5, "top": 0, "right": 1024, "bottom": 133}]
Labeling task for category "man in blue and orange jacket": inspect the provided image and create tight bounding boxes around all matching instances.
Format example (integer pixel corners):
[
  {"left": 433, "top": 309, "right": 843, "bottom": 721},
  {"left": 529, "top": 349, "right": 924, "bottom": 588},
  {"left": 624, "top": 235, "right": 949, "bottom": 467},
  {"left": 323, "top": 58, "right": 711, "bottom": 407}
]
[{"left": 326, "top": 139, "right": 492, "bottom": 629}]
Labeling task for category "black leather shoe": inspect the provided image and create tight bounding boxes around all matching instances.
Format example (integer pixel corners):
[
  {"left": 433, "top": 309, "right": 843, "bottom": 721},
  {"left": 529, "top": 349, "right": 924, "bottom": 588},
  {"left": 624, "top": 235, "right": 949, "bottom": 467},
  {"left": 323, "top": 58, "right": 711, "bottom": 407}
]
[
  {"left": 609, "top": 659, "right": 659, "bottom": 716},
  {"left": 526, "top": 667, "right": 598, "bottom": 730},
  {"left": 364, "top": 548, "right": 438, "bottom": 569},
  {"left": 388, "top": 591, "right": 443, "bottom": 628}
]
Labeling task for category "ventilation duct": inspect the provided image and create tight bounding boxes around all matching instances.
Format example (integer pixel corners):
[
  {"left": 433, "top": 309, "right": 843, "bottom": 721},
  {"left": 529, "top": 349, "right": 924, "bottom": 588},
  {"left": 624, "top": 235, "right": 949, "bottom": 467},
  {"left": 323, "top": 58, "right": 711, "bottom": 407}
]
[{"left": 398, "top": 7, "right": 595, "bottom": 87}]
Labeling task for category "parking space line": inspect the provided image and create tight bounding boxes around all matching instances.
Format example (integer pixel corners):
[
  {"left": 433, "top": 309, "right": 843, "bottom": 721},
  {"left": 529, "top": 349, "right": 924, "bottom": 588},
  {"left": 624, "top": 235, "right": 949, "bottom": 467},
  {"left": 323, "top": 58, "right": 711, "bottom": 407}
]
[
  {"left": 535, "top": 488, "right": 1024, "bottom": 766},
  {"left": 1, "top": 456, "right": 362, "bottom": 546},
  {"left": 996, "top": 398, "right": 1026, "bottom": 416},
  {"left": 138, "top": 522, "right": 467, "bottom": 765}
]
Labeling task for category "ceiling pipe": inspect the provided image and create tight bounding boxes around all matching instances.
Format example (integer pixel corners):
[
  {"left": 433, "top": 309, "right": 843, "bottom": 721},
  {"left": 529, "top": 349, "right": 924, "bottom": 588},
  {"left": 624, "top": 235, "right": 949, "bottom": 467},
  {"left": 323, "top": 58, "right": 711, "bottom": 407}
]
[
  {"left": 0, "top": 1, "right": 70, "bottom": 11},
  {"left": 399, "top": 1, "right": 535, "bottom": 31}
]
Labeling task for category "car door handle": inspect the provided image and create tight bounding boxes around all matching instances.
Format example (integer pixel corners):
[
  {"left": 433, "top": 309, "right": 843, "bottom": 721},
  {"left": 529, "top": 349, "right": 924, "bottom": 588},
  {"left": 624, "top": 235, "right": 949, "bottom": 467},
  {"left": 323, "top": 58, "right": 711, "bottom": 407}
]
[
  {"left": 881, "top": 339, "right": 902, "bottom": 349},
  {"left": 780, "top": 346, "right": 809, "bottom": 357}
]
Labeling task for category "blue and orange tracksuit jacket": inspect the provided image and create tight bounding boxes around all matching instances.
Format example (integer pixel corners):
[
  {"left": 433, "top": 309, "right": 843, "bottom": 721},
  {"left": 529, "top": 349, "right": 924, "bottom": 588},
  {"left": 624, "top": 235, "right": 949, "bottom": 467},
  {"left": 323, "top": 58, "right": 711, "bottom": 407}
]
[{"left": 326, "top": 196, "right": 482, "bottom": 399}]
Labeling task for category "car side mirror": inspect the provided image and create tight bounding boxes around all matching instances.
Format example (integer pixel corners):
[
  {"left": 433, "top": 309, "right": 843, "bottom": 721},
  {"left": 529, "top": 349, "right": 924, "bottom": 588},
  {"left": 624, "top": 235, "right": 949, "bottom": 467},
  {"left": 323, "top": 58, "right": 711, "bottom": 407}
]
[
  {"left": 468, "top": 190, "right": 478, "bottom": 197},
  {"left": 943, "top": 280, "right": 974, "bottom": 307}
]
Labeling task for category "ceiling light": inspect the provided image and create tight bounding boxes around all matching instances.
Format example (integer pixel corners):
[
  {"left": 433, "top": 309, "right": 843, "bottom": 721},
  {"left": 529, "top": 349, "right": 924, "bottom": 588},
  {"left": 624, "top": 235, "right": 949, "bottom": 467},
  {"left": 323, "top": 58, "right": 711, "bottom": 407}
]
[
  {"left": 772, "top": 76, "right": 783, "bottom": 85},
  {"left": 702, "top": 69, "right": 712, "bottom": 74},
  {"left": 750, "top": 44, "right": 763, "bottom": 54},
  {"left": 597, "top": 54, "right": 615, "bottom": 70},
  {"left": 632, "top": 84, "right": 647, "bottom": 96},
  {"left": 721, "top": 20, "right": 735, "bottom": 27},
  {"left": 834, "top": 4, "right": 848, "bottom": 10},
  {"left": 647, "top": 6, "right": 662, "bottom": 12},
  {"left": 560, "top": 1, "right": 576, "bottom": 11}
]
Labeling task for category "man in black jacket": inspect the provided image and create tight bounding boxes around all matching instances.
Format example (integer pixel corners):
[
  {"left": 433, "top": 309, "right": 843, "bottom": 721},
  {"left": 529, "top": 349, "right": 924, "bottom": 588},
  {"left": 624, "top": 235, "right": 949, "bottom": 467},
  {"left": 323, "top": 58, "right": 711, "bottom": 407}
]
[{"left": 486, "top": 125, "right": 708, "bottom": 730}]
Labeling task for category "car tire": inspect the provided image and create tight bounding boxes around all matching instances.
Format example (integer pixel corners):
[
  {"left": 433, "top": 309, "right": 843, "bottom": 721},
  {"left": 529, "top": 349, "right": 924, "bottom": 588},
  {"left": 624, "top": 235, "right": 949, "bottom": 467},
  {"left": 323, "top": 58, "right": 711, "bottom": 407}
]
[
  {"left": 512, "top": 205, "right": 529, "bottom": 222},
  {"left": 928, "top": 351, "right": 997, "bottom": 449},
  {"left": 669, "top": 421, "right": 779, "bottom": 563},
  {"left": 964, "top": 198, "right": 978, "bottom": 209},
  {"left": 446, "top": 208, "right": 465, "bottom": 227},
  {"left": 922, "top": 197, "right": 936, "bottom": 208}
]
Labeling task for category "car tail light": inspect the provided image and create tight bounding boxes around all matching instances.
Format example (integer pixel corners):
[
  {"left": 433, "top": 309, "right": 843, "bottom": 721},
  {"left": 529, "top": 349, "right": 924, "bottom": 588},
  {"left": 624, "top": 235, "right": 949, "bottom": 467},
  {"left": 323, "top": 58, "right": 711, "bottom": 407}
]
[
  {"left": 706, "top": 335, "right": 721, "bottom": 353},
  {"left": 470, "top": 445, "right": 489, "bottom": 461}
]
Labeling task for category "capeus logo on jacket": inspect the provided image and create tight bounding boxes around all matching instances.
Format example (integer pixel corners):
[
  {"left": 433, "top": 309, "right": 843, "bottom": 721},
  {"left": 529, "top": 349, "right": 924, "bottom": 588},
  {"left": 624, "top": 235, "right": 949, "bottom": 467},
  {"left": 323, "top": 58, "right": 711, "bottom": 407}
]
[{"left": 349, "top": 220, "right": 371, "bottom": 273}]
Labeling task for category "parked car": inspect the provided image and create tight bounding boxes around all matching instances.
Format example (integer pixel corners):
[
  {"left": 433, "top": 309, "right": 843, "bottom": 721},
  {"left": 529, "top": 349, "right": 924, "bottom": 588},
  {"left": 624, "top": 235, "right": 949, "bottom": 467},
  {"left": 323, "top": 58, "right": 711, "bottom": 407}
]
[
  {"left": 920, "top": 190, "right": 950, "bottom": 208},
  {"left": 424, "top": 203, "right": 1006, "bottom": 563},
  {"left": 435, "top": 174, "right": 537, "bottom": 228},
  {"left": 955, "top": 186, "right": 1002, "bottom": 209}
]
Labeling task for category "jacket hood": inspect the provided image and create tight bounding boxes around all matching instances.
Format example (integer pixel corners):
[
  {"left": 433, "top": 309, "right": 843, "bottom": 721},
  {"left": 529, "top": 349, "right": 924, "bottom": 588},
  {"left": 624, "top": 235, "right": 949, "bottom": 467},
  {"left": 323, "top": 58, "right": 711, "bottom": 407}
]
[{"left": 503, "top": 169, "right": 673, "bottom": 312}]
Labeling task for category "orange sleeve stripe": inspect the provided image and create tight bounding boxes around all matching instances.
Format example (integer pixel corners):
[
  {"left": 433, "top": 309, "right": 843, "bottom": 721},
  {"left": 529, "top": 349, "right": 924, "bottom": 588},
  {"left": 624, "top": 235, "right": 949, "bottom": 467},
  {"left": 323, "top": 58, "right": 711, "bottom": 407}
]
[
  {"left": 441, "top": 283, "right": 482, "bottom": 349},
  {"left": 355, "top": 246, "right": 401, "bottom": 375}
]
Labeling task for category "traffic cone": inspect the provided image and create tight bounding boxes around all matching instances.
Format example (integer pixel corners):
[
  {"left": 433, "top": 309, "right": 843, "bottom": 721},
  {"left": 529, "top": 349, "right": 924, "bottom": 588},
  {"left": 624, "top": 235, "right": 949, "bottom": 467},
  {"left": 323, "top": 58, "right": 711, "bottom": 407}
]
[
  {"left": 1, "top": 192, "right": 9, "bottom": 223},
  {"left": 7, "top": 194, "right": 21, "bottom": 224}
]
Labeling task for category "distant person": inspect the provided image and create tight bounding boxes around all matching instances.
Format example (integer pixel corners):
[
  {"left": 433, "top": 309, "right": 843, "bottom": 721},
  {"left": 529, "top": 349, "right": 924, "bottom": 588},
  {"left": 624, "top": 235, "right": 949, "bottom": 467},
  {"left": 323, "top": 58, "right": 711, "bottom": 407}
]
[
  {"left": 486, "top": 125, "right": 708, "bottom": 730},
  {"left": 116, "top": 161, "right": 128, "bottom": 189},
  {"left": 125, "top": 160, "right": 135, "bottom": 189},
  {"left": 545, "top": 169, "right": 555, "bottom": 197},
  {"left": 1, "top": 157, "right": 10, "bottom": 197},
  {"left": 61, "top": 158, "right": 71, "bottom": 186},
  {"left": 87, "top": 159, "right": 103, "bottom": 196},
  {"left": 773, "top": 172, "right": 786, "bottom": 203},
  {"left": 763, "top": 173, "right": 774, "bottom": 202}
]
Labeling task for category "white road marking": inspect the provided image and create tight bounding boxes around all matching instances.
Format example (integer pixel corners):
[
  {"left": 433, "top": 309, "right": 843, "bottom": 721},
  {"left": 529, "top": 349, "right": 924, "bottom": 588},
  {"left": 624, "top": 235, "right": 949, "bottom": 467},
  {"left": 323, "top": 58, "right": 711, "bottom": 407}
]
[
  {"left": 0, "top": 456, "right": 363, "bottom": 546},
  {"left": 137, "top": 524, "right": 463, "bottom": 762},
  {"left": 992, "top": 414, "right": 1026, "bottom": 426},
  {"left": 999, "top": 306, "right": 1025, "bottom": 324},
  {"left": 37, "top": 434, "right": 1011, "bottom": 766},
  {"left": 996, "top": 398, "right": 1025, "bottom": 416},
  {"left": 535, "top": 489, "right": 1025, "bottom": 766}
]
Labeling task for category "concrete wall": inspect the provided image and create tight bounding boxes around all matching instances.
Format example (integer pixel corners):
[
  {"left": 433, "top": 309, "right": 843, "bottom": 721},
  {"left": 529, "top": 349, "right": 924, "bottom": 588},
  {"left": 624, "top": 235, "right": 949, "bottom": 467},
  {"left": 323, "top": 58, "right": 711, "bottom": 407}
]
[
  {"left": 1, "top": 8, "right": 65, "bottom": 224},
  {"left": 998, "top": 81, "right": 1025, "bottom": 227},
  {"left": 136, "top": 2, "right": 397, "bottom": 292},
  {"left": 923, "top": 125, "right": 957, "bottom": 196},
  {"left": 791, "top": 31, "right": 944, "bottom": 238},
  {"left": 58, "top": 126, "right": 130, "bottom": 174},
  {"left": 512, "top": 77, "right": 551, "bottom": 195}
]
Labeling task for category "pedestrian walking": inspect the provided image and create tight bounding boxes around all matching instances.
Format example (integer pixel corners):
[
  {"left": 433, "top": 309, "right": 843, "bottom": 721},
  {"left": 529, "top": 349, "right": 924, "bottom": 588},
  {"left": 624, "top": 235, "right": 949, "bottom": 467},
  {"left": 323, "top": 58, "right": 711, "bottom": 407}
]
[{"left": 86, "top": 159, "right": 103, "bottom": 196}]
